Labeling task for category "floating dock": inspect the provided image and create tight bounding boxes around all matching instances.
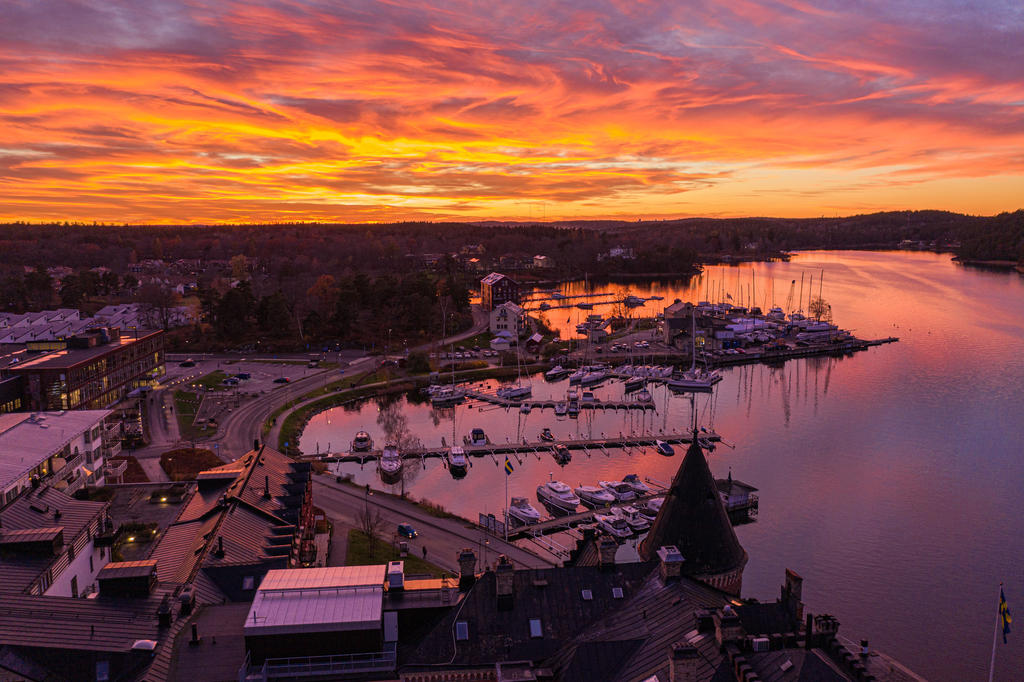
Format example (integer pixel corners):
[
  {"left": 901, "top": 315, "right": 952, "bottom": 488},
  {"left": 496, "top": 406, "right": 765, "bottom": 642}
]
[
  {"left": 318, "top": 431, "right": 721, "bottom": 464},
  {"left": 464, "top": 388, "right": 655, "bottom": 411}
]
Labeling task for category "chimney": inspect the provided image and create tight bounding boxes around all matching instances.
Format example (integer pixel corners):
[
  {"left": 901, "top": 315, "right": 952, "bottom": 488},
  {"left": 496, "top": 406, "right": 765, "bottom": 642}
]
[
  {"left": 263, "top": 475, "right": 271, "bottom": 499},
  {"left": 597, "top": 533, "right": 618, "bottom": 569},
  {"left": 669, "top": 642, "right": 699, "bottom": 682},
  {"left": 657, "top": 545, "right": 684, "bottom": 582},
  {"left": 253, "top": 439, "right": 260, "bottom": 451},
  {"left": 783, "top": 568, "right": 804, "bottom": 622},
  {"left": 714, "top": 605, "right": 743, "bottom": 646},
  {"left": 495, "top": 555, "right": 514, "bottom": 606},
  {"left": 458, "top": 549, "right": 477, "bottom": 588},
  {"left": 215, "top": 536, "right": 225, "bottom": 557}
]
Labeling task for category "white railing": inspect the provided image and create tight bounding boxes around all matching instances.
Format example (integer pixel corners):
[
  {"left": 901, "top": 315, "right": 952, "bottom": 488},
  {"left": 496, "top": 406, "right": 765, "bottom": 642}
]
[{"left": 240, "top": 647, "right": 397, "bottom": 681}]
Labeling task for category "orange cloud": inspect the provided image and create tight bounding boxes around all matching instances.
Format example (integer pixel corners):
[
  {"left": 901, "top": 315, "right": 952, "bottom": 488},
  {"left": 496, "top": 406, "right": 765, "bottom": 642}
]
[{"left": 0, "top": 0, "right": 1022, "bottom": 223}]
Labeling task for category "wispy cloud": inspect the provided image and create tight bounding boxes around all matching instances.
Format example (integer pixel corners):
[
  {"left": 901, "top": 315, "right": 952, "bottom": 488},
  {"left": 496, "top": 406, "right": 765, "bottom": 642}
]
[{"left": 0, "top": 0, "right": 1021, "bottom": 222}]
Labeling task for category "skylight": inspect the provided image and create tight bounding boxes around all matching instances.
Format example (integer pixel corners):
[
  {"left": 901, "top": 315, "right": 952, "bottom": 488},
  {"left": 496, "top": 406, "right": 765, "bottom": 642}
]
[
  {"left": 612, "top": 587, "right": 624, "bottom": 599},
  {"left": 455, "top": 621, "right": 469, "bottom": 641},
  {"left": 529, "top": 618, "right": 542, "bottom": 638},
  {"left": 581, "top": 589, "right": 593, "bottom": 600}
]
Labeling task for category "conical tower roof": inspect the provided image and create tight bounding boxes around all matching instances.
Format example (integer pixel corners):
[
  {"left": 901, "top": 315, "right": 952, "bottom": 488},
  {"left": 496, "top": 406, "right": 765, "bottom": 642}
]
[{"left": 639, "top": 434, "right": 746, "bottom": 577}]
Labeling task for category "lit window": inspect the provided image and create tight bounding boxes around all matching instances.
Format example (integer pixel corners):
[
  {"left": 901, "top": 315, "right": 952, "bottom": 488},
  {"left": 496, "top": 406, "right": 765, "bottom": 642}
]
[
  {"left": 242, "top": 576, "right": 255, "bottom": 590},
  {"left": 612, "top": 587, "right": 624, "bottom": 599},
  {"left": 581, "top": 589, "right": 593, "bottom": 601},
  {"left": 455, "top": 621, "right": 469, "bottom": 641},
  {"left": 529, "top": 618, "right": 542, "bottom": 638}
]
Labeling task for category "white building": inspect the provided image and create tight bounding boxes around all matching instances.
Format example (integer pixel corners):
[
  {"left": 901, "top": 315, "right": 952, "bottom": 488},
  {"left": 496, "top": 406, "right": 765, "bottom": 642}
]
[
  {"left": 0, "top": 410, "right": 116, "bottom": 505},
  {"left": 489, "top": 301, "right": 526, "bottom": 335}
]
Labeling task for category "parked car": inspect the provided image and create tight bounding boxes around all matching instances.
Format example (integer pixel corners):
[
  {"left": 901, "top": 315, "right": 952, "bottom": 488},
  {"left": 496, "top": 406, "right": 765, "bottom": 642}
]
[
  {"left": 235, "top": 372, "right": 251, "bottom": 380},
  {"left": 397, "top": 523, "right": 418, "bottom": 539},
  {"left": 273, "top": 377, "right": 290, "bottom": 384},
  {"left": 179, "top": 359, "right": 196, "bottom": 367}
]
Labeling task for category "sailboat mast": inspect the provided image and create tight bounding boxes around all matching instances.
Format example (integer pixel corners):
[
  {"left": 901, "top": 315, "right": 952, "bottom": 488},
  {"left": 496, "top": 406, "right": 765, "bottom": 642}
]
[{"left": 798, "top": 273, "right": 805, "bottom": 313}]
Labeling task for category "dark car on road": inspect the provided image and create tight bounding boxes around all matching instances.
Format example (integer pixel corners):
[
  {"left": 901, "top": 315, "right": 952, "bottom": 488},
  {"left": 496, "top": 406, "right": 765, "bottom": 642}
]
[
  {"left": 273, "top": 377, "right": 290, "bottom": 384},
  {"left": 397, "top": 523, "right": 418, "bottom": 539},
  {"left": 179, "top": 359, "right": 196, "bottom": 367}
]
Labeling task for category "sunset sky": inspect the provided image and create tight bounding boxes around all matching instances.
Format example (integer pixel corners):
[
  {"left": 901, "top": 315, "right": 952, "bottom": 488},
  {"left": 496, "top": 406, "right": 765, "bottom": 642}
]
[{"left": 1, "top": 0, "right": 1022, "bottom": 223}]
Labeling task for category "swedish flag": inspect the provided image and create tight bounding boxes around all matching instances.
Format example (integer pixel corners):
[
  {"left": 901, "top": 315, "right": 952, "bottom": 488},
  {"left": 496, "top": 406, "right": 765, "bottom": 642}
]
[
  {"left": 504, "top": 457, "right": 514, "bottom": 476},
  {"left": 1000, "top": 587, "right": 1011, "bottom": 643}
]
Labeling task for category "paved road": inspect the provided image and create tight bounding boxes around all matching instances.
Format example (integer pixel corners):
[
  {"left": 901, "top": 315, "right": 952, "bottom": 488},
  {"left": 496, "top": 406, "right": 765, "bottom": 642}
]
[{"left": 313, "top": 476, "right": 556, "bottom": 573}]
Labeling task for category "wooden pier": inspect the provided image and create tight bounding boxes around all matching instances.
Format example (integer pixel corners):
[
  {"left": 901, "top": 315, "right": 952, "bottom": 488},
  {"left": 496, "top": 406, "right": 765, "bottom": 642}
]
[
  {"left": 706, "top": 337, "right": 899, "bottom": 368},
  {"left": 318, "top": 430, "right": 721, "bottom": 464},
  {"left": 464, "top": 388, "right": 655, "bottom": 412}
]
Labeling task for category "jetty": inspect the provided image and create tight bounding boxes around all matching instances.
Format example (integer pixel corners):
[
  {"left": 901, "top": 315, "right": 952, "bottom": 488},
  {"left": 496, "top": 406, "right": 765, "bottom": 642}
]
[
  {"left": 464, "top": 387, "right": 654, "bottom": 411},
  {"left": 317, "top": 430, "right": 721, "bottom": 464}
]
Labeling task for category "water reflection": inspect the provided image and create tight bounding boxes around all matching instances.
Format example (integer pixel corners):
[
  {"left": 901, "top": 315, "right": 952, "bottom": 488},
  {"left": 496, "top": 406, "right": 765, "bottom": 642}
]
[{"left": 302, "top": 251, "right": 1024, "bottom": 681}]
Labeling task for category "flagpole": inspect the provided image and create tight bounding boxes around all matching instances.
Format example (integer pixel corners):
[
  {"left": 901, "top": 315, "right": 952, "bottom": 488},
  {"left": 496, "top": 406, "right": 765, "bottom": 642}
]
[
  {"left": 504, "top": 462, "right": 509, "bottom": 542},
  {"left": 989, "top": 584, "right": 1001, "bottom": 682}
]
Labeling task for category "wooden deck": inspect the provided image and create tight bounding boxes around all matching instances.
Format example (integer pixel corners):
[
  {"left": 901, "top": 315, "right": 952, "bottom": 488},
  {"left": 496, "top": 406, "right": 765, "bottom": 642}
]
[{"left": 464, "top": 388, "right": 655, "bottom": 411}]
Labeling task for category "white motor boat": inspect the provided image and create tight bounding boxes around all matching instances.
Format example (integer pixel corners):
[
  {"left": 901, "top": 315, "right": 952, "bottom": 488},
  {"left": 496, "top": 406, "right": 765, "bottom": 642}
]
[
  {"left": 553, "top": 444, "right": 572, "bottom": 465},
  {"left": 568, "top": 369, "right": 585, "bottom": 384},
  {"left": 598, "top": 480, "right": 637, "bottom": 502},
  {"left": 581, "top": 370, "right": 606, "bottom": 385},
  {"left": 467, "top": 428, "right": 488, "bottom": 446},
  {"left": 613, "top": 505, "right": 651, "bottom": 531},
  {"left": 594, "top": 513, "right": 632, "bottom": 538},
  {"left": 656, "top": 440, "right": 675, "bottom": 456},
  {"left": 508, "top": 497, "right": 541, "bottom": 524},
  {"left": 545, "top": 365, "right": 570, "bottom": 381},
  {"left": 536, "top": 480, "right": 580, "bottom": 511},
  {"left": 351, "top": 431, "right": 373, "bottom": 452},
  {"left": 575, "top": 485, "right": 616, "bottom": 507},
  {"left": 554, "top": 401, "right": 568, "bottom": 416},
  {"left": 379, "top": 444, "right": 403, "bottom": 481},
  {"left": 637, "top": 496, "right": 664, "bottom": 521},
  {"left": 667, "top": 369, "right": 722, "bottom": 393},
  {"left": 621, "top": 473, "right": 652, "bottom": 496},
  {"left": 431, "top": 385, "right": 466, "bottom": 406},
  {"left": 498, "top": 384, "right": 532, "bottom": 400},
  {"left": 448, "top": 446, "right": 468, "bottom": 477},
  {"left": 634, "top": 389, "right": 653, "bottom": 403}
]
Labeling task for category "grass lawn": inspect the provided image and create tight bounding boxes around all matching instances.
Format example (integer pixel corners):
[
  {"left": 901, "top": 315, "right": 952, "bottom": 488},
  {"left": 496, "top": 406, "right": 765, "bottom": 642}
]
[
  {"left": 160, "top": 448, "right": 224, "bottom": 481},
  {"left": 345, "top": 529, "right": 449, "bottom": 578},
  {"left": 172, "top": 390, "right": 217, "bottom": 441},
  {"left": 191, "top": 370, "right": 228, "bottom": 391}
]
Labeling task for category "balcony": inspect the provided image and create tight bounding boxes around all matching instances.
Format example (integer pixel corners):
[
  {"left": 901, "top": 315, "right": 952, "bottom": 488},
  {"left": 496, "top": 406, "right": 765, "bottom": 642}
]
[
  {"left": 239, "top": 646, "right": 397, "bottom": 681},
  {"left": 104, "top": 459, "right": 128, "bottom": 483}
]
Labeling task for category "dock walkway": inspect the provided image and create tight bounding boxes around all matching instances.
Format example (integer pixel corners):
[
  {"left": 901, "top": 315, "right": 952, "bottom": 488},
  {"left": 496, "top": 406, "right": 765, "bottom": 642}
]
[
  {"left": 464, "top": 387, "right": 655, "bottom": 412},
  {"left": 321, "top": 431, "right": 720, "bottom": 464}
]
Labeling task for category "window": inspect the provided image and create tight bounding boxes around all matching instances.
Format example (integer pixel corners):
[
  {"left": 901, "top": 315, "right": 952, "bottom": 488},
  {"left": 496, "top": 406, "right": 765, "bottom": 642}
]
[
  {"left": 529, "top": 618, "right": 543, "bottom": 638},
  {"left": 90, "top": 555, "right": 94, "bottom": 573},
  {"left": 612, "top": 587, "right": 624, "bottom": 599},
  {"left": 242, "top": 576, "right": 255, "bottom": 590},
  {"left": 581, "top": 589, "right": 593, "bottom": 601},
  {"left": 96, "top": 660, "right": 110, "bottom": 681},
  {"left": 455, "top": 621, "right": 469, "bottom": 641},
  {"left": 71, "top": 575, "right": 79, "bottom": 598}
]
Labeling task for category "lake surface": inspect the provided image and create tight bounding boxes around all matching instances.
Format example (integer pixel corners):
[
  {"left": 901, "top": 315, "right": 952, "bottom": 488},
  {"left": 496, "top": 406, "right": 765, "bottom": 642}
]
[{"left": 302, "top": 251, "right": 1024, "bottom": 681}]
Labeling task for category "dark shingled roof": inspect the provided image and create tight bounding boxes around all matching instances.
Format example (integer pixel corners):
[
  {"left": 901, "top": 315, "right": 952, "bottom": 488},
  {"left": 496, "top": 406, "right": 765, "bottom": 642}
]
[
  {"left": 404, "top": 562, "right": 654, "bottom": 668},
  {"left": 746, "top": 648, "right": 850, "bottom": 682},
  {"left": 734, "top": 601, "right": 798, "bottom": 636},
  {"left": 639, "top": 434, "right": 747, "bottom": 577}
]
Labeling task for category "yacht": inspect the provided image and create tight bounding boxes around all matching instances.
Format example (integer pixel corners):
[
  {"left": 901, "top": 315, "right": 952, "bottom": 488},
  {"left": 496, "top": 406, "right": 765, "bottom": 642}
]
[
  {"left": 581, "top": 369, "right": 606, "bottom": 385},
  {"left": 568, "top": 369, "right": 585, "bottom": 384},
  {"left": 567, "top": 400, "right": 580, "bottom": 417},
  {"left": 447, "top": 446, "right": 468, "bottom": 477},
  {"left": 667, "top": 369, "right": 722, "bottom": 393},
  {"left": 594, "top": 513, "right": 632, "bottom": 538},
  {"left": 581, "top": 391, "right": 595, "bottom": 403},
  {"left": 431, "top": 384, "right": 466, "bottom": 406},
  {"left": 576, "top": 302, "right": 594, "bottom": 310},
  {"left": 575, "top": 485, "right": 616, "bottom": 507},
  {"left": 540, "top": 427, "right": 555, "bottom": 442},
  {"left": 520, "top": 402, "right": 531, "bottom": 414},
  {"left": 634, "top": 388, "right": 653, "bottom": 403},
  {"left": 467, "top": 428, "right": 488, "bottom": 446},
  {"left": 613, "top": 506, "right": 651, "bottom": 531},
  {"left": 622, "top": 473, "right": 652, "bottom": 496},
  {"left": 351, "top": 431, "right": 373, "bottom": 452},
  {"left": 554, "top": 402, "right": 568, "bottom": 417},
  {"left": 598, "top": 480, "right": 637, "bottom": 502},
  {"left": 553, "top": 444, "right": 571, "bottom": 465},
  {"left": 536, "top": 480, "right": 580, "bottom": 512},
  {"left": 623, "top": 376, "right": 644, "bottom": 393},
  {"left": 508, "top": 497, "right": 541, "bottom": 524},
  {"left": 545, "top": 365, "right": 570, "bottom": 381},
  {"left": 498, "top": 384, "right": 532, "bottom": 400},
  {"left": 637, "top": 497, "right": 664, "bottom": 521},
  {"left": 655, "top": 440, "right": 675, "bottom": 456},
  {"left": 379, "top": 444, "right": 402, "bottom": 481}
]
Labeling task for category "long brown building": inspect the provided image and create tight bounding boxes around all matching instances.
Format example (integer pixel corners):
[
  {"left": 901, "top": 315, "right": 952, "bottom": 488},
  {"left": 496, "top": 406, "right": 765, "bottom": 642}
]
[{"left": 5, "top": 328, "right": 164, "bottom": 410}]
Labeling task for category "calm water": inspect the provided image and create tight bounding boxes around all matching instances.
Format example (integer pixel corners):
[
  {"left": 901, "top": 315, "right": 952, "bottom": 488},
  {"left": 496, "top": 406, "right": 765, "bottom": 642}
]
[{"left": 303, "top": 251, "right": 1024, "bottom": 681}]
